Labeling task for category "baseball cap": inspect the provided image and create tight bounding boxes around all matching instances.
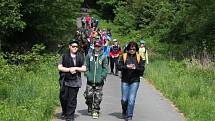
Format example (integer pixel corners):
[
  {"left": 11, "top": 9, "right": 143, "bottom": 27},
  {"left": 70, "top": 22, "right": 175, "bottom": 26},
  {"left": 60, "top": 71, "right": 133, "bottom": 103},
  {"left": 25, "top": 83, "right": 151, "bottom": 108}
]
[{"left": 68, "top": 39, "right": 79, "bottom": 45}]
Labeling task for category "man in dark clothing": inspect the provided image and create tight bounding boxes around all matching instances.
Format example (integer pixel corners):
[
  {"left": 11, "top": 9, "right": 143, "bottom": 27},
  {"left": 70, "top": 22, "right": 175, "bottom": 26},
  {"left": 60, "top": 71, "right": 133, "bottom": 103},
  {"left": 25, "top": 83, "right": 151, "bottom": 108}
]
[
  {"left": 117, "top": 41, "right": 144, "bottom": 121},
  {"left": 58, "top": 39, "right": 86, "bottom": 121},
  {"left": 109, "top": 39, "right": 122, "bottom": 76}
]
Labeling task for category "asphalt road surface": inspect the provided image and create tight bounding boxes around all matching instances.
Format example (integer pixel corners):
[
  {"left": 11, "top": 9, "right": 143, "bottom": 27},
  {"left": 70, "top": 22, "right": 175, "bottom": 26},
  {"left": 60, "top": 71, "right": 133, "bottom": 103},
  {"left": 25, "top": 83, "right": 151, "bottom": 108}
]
[{"left": 52, "top": 74, "right": 185, "bottom": 121}]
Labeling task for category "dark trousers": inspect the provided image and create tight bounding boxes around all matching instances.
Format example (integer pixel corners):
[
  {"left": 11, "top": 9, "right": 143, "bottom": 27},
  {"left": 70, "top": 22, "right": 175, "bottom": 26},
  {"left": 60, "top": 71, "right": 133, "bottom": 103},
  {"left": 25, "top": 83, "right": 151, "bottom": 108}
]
[
  {"left": 60, "top": 86, "right": 79, "bottom": 119},
  {"left": 110, "top": 57, "right": 118, "bottom": 74},
  {"left": 140, "top": 60, "right": 145, "bottom": 76},
  {"left": 107, "top": 56, "right": 110, "bottom": 66}
]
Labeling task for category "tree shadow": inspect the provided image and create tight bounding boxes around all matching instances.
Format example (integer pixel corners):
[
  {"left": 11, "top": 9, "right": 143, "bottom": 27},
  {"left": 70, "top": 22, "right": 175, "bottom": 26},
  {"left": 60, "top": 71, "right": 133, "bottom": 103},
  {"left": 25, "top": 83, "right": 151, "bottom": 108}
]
[{"left": 109, "top": 112, "right": 123, "bottom": 119}]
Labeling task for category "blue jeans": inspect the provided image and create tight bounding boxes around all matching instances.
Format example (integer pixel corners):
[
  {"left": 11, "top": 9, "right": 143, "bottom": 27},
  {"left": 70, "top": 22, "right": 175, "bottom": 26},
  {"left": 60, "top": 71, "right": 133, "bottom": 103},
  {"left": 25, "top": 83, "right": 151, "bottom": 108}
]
[{"left": 121, "top": 82, "right": 140, "bottom": 118}]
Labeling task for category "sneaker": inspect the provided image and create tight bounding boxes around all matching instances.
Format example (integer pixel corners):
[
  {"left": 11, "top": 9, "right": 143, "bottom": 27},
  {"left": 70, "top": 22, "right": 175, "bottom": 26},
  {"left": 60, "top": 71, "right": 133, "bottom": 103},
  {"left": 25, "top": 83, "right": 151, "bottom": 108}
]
[
  {"left": 122, "top": 113, "right": 127, "bottom": 119},
  {"left": 66, "top": 118, "right": 74, "bottom": 121},
  {"left": 60, "top": 113, "right": 66, "bottom": 120},
  {"left": 125, "top": 117, "right": 132, "bottom": 121},
  {"left": 92, "top": 112, "right": 99, "bottom": 119},
  {"left": 88, "top": 107, "right": 92, "bottom": 115}
]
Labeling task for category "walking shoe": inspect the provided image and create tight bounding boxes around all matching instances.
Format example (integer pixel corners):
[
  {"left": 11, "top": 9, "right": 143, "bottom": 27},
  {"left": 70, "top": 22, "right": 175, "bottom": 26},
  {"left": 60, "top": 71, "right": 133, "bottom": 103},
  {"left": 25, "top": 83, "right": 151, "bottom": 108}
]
[
  {"left": 125, "top": 117, "right": 132, "bottom": 121},
  {"left": 110, "top": 71, "right": 114, "bottom": 75},
  {"left": 122, "top": 113, "right": 127, "bottom": 119},
  {"left": 66, "top": 118, "right": 74, "bottom": 121},
  {"left": 60, "top": 113, "right": 66, "bottom": 120},
  {"left": 88, "top": 107, "right": 92, "bottom": 115},
  {"left": 92, "top": 112, "right": 99, "bottom": 119}
]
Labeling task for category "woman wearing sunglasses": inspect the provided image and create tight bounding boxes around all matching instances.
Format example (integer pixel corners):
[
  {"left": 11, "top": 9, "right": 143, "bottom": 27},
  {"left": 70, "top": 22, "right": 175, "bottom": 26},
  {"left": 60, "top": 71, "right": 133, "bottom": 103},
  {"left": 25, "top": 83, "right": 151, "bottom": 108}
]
[{"left": 117, "top": 41, "right": 145, "bottom": 121}]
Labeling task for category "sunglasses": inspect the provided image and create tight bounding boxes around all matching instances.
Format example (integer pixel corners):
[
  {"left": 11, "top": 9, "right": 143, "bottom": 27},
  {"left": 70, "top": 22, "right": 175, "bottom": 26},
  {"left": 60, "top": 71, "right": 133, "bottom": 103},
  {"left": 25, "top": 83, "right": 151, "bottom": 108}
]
[
  {"left": 129, "top": 48, "right": 136, "bottom": 51},
  {"left": 71, "top": 45, "right": 78, "bottom": 48}
]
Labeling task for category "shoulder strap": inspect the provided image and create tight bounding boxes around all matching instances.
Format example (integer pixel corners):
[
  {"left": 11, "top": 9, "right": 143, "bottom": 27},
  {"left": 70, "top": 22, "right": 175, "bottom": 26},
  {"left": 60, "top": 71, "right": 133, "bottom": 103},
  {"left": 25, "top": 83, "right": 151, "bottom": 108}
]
[
  {"left": 136, "top": 52, "right": 141, "bottom": 64},
  {"left": 122, "top": 53, "right": 127, "bottom": 64},
  {"left": 123, "top": 53, "right": 141, "bottom": 64}
]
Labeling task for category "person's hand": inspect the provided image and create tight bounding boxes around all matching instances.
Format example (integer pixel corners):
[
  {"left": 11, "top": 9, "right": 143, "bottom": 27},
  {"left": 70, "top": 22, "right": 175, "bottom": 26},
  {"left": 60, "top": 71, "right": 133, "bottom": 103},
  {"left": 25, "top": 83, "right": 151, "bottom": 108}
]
[
  {"left": 69, "top": 67, "right": 77, "bottom": 74},
  {"left": 126, "top": 64, "right": 133, "bottom": 69},
  {"left": 131, "top": 64, "right": 136, "bottom": 69}
]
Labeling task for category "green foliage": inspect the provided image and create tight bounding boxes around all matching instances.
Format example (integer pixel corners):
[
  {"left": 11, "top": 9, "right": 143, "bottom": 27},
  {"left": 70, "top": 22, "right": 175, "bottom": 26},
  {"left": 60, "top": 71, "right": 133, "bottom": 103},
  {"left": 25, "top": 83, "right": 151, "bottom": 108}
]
[
  {"left": 0, "top": 0, "right": 82, "bottom": 52},
  {"left": 0, "top": 0, "right": 26, "bottom": 31},
  {"left": 0, "top": 52, "right": 60, "bottom": 121},
  {"left": 97, "top": 0, "right": 119, "bottom": 6},
  {"left": 145, "top": 59, "right": 215, "bottom": 121},
  {"left": 106, "top": 0, "right": 215, "bottom": 59},
  {"left": 6, "top": 44, "right": 46, "bottom": 67},
  {"left": 114, "top": 3, "right": 136, "bottom": 35}
]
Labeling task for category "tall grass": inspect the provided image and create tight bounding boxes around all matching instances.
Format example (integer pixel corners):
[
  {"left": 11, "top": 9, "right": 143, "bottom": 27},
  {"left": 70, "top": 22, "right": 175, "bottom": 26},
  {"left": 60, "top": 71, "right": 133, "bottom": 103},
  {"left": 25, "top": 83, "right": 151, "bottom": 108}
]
[
  {"left": 145, "top": 59, "right": 215, "bottom": 121},
  {"left": 0, "top": 54, "right": 60, "bottom": 121}
]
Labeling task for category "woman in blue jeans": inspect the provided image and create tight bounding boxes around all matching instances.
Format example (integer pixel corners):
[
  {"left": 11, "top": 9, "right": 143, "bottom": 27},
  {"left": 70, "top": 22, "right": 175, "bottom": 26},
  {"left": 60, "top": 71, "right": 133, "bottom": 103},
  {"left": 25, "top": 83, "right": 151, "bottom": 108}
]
[{"left": 117, "top": 41, "right": 144, "bottom": 121}]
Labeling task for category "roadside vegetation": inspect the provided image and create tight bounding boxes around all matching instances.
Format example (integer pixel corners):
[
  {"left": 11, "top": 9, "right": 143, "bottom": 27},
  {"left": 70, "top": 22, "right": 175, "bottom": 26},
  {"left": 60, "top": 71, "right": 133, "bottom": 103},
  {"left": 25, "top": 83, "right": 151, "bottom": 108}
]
[
  {"left": 0, "top": 45, "right": 60, "bottom": 121},
  {"left": 0, "top": 0, "right": 215, "bottom": 121}
]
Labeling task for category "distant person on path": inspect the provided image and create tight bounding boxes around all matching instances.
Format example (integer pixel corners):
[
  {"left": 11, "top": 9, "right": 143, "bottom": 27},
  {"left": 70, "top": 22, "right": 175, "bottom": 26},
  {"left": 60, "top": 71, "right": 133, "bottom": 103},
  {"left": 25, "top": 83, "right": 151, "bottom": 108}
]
[
  {"left": 81, "top": 16, "right": 86, "bottom": 28},
  {"left": 103, "top": 39, "right": 111, "bottom": 65},
  {"left": 58, "top": 39, "right": 86, "bottom": 121},
  {"left": 85, "top": 15, "right": 91, "bottom": 29},
  {"left": 109, "top": 39, "right": 122, "bottom": 76},
  {"left": 84, "top": 40, "right": 108, "bottom": 119},
  {"left": 138, "top": 39, "right": 148, "bottom": 78},
  {"left": 117, "top": 41, "right": 144, "bottom": 121}
]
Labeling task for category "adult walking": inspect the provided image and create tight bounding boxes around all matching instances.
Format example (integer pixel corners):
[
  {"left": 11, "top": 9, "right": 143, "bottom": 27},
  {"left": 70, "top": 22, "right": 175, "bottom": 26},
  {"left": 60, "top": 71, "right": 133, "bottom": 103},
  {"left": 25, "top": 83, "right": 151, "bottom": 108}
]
[
  {"left": 58, "top": 39, "right": 86, "bottom": 121},
  {"left": 117, "top": 41, "right": 144, "bottom": 121},
  {"left": 138, "top": 39, "right": 148, "bottom": 78},
  {"left": 84, "top": 40, "right": 108, "bottom": 119},
  {"left": 109, "top": 39, "right": 122, "bottom": 76}
]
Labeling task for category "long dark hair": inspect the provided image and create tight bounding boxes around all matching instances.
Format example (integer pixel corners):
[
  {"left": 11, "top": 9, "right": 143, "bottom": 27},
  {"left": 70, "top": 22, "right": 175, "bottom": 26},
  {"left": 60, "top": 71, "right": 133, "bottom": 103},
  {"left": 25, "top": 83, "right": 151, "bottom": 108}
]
[{"left": 126, "top": 41, "right": 139, "bottom": 52}]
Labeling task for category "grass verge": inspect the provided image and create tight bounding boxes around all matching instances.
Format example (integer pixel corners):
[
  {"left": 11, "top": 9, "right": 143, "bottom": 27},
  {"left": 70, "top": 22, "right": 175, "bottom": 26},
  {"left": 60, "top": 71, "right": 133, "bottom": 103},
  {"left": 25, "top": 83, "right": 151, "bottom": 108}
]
[
  {"left": 145, "top": 58, "right": 215, "bottom": 121},
  {"left": 0, "top": 54, "right": 60, "bottom": 121}
]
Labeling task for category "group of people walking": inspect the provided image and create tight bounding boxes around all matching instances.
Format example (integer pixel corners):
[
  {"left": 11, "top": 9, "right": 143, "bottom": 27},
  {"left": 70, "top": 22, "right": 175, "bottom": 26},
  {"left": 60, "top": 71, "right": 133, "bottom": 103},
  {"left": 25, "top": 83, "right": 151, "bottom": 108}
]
[{"left": 57, "top": 14, "right": 148, "bottom": 121}]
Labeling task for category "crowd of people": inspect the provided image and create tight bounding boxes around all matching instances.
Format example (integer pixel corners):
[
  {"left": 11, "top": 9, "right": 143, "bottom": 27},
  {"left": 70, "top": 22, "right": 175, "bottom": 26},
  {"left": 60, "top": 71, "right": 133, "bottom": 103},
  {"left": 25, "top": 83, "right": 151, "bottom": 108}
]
[{"left": 58, "top": 14, "right": 148, "bottom": 121}]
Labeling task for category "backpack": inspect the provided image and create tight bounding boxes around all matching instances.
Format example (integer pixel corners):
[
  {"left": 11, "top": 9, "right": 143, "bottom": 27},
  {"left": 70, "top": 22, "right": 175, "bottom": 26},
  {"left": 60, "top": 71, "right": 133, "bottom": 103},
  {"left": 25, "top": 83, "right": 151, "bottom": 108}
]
[{"left": 122, "top": 53, "right": 141, "bottom": 64}]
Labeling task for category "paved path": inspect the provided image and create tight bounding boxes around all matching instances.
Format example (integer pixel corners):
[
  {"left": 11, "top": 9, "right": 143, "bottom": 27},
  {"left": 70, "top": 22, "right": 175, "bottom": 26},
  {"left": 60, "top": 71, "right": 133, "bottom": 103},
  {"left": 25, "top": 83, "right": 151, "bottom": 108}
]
[{"left": 52, "top": 74, "right": 185, "bottom": 121}]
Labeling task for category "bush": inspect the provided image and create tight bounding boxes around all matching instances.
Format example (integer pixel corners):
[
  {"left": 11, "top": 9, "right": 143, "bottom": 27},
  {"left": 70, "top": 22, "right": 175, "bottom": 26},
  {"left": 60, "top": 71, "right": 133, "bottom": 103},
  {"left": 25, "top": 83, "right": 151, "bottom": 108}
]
[{"left": 0, "top": 50, "right": 60, "bottom": 120}]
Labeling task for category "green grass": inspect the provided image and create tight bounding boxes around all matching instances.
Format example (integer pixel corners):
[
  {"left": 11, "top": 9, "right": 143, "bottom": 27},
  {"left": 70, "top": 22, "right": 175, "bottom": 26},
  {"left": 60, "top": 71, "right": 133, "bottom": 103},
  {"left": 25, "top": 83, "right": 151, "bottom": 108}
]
[
  {"left": 145, "top": 59, "right": 215, "bottom": 121},
  {"left": 0, "top": 55, "right": 60, "bottom": 121}
]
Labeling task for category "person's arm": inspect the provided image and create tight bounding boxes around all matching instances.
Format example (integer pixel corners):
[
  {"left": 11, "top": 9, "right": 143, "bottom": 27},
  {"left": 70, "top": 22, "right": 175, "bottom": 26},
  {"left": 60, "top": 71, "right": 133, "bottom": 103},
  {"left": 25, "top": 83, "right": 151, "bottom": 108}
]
[
  {"left": 134, "top": 58, "right": 144, "bottom": 73},
  {"left": 146, "top": 50, "right": 149, "bottom": 64},
  {"left": 118, "top": 47, "right": 122, "bottom": 55},
  {"left": 109, "top": 47, "right": 114, "bottom": 58},
  {"left": 58, "top": 64, "right": 70, "bottom": 72},
  {"left": 117, "top": 55, "right": 128, "bottom": 71},
  {"left": 75, "top": 54, "right": 87, "bottom": 72},
  {"left": 58, "top": 55, "right": 70, "bottom": 72},
  {"left": 84, "top": 54, "right": 90, "bottom": 76},
  {"left": 101, "top": 56, "right": 108, "bottom": 80}
]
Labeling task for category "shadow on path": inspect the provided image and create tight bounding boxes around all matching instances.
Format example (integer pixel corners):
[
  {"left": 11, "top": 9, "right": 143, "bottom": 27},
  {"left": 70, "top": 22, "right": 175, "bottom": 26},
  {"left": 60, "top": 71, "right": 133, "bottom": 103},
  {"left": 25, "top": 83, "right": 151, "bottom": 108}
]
[
  {"left": 77, "top": 109, "right": 89, "bottom": 116},
  {"left": 109, "top": 112, "right": 123, "bottom": 119},
  {"left": 54, "top": 112, "right": 79, "bottom": 120}
]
